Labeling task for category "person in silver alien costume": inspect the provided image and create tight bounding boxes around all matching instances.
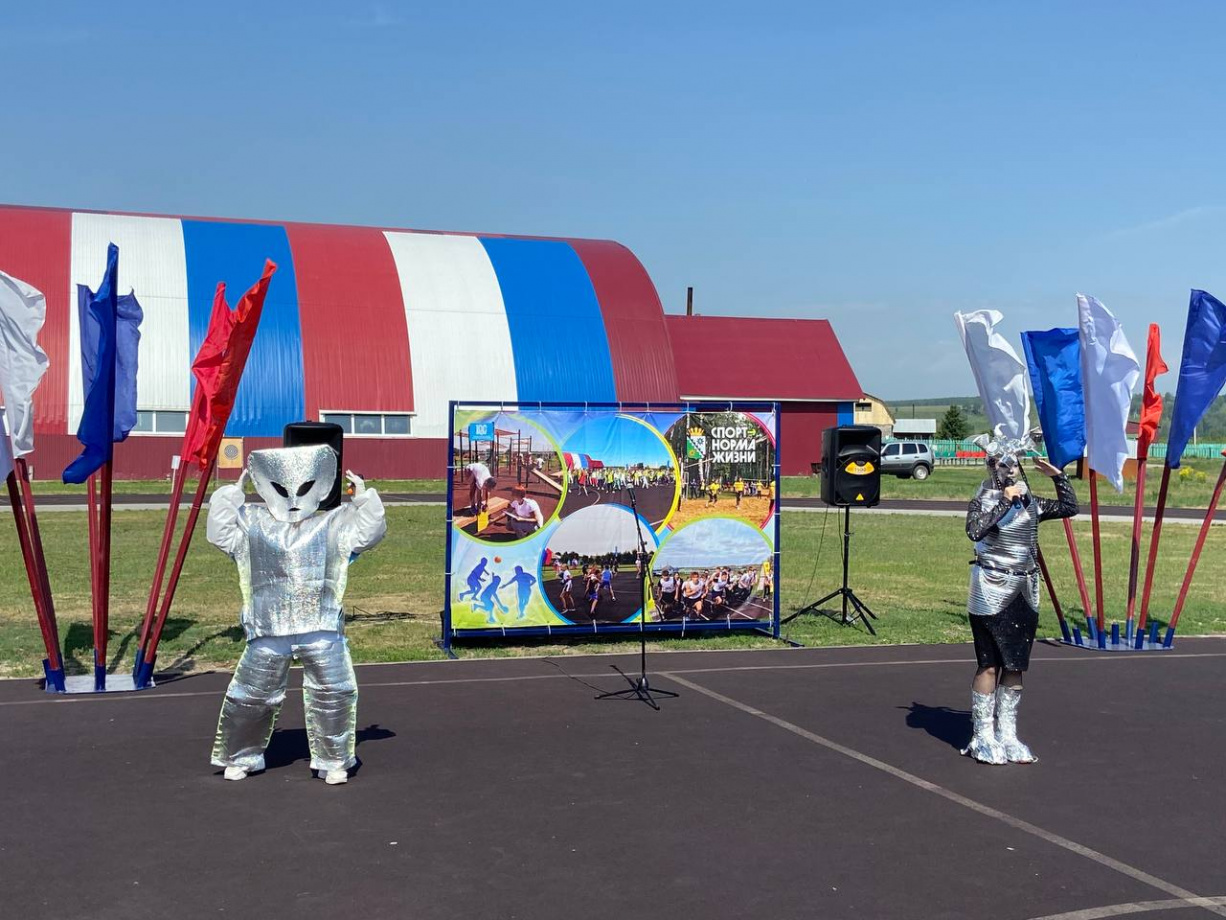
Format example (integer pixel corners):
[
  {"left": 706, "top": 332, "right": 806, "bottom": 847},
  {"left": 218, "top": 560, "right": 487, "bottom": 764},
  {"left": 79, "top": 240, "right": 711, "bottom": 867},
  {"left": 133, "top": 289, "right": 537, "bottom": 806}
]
[
  {"left": 962, "top": 434, "right": 1077, "bottom": 765},
  {"left": 207, "top": 444, "right": 386, "bottom": 785}
]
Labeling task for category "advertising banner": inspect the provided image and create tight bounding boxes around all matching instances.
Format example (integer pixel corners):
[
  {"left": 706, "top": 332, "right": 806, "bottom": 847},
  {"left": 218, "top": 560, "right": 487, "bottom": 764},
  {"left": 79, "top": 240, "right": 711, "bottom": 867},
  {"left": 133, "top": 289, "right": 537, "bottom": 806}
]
[{"left": 444, "top": 402, "right": 780, "bottom": 643}]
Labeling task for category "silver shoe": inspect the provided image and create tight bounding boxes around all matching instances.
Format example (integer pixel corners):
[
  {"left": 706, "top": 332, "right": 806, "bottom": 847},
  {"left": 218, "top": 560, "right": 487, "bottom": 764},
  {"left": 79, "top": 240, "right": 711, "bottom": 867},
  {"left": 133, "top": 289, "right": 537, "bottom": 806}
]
[
  {"left": 994, "top": 686, "right": 1037, "bottom": 763},
  {"left": 961, "top": 690, "right": 1007, "bottom": 764}
]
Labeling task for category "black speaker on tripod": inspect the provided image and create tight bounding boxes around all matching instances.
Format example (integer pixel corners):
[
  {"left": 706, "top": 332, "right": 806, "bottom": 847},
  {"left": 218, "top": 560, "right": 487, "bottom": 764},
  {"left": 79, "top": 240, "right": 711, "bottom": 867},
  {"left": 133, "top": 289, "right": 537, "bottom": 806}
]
[
  {"left": 788, "top": 425, "right": 883, "bottom": 634},
  {"left": 820, "top": 425, "right": 882, "bottom": 508},
  {"left": 283, "top": 421, "right": 344, "bottom": 510}
]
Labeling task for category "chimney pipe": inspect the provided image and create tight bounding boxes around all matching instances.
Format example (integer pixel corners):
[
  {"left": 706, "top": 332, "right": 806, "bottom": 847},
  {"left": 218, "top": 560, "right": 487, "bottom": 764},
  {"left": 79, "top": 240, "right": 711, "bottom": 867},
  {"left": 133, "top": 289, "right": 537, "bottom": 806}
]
[{"left": 685, "top": 286, "right": 694, "bottom": 316}]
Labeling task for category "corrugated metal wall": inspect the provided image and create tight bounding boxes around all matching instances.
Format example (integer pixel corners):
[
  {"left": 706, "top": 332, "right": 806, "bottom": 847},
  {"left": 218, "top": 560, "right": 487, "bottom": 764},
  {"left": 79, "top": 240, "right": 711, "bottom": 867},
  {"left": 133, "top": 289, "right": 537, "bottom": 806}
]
[
  {"left": 0, "top": 206, "right": 71, "bottom": 435},
  {"left": 568, "top": 239, "right": 679, "bottom": 403},
  {"left": 0, "top": 206, "right": 681, "bottom": 448},
  {"left": 286, "top": 222, "right": 414, "bottom": 421}
]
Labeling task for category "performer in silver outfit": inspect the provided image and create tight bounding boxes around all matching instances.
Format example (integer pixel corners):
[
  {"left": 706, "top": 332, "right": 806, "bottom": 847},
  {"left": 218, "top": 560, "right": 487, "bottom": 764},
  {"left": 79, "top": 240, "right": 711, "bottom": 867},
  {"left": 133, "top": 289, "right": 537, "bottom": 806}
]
[
  {"left": 962, "top": 437, "right": 1077, "bottom": 765},
  {"left": 207, "top": 444, "right": 387, "bottom": 784}
]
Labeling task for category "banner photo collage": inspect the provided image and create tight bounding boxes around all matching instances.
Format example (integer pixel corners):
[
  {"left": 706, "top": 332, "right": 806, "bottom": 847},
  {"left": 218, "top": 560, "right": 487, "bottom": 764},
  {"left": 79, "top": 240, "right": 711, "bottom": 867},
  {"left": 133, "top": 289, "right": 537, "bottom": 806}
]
[{"left": 445, "top": 403, "right": 780, "bottom": 640}]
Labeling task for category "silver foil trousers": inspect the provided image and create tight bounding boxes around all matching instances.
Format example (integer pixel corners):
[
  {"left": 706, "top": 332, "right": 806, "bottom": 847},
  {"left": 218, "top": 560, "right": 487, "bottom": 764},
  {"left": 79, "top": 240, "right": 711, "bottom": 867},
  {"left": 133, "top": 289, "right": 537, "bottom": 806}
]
[
  {"left": 212, "top": 632, "right": 358, "bottom": 774},
  {"left": 994, "top": 685, "right": 1037, "bottom": 763},
  {"left": 961, "top": 690, "right": 1007, "bottom": 764}
]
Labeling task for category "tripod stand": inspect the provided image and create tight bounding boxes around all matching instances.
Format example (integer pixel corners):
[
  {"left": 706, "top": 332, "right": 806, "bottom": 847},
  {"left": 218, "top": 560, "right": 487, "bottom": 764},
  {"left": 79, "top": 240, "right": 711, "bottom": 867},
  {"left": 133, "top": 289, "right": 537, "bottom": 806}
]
[
  {"left": 783, "top": 505, "right": 877, "bottom": 634},
  {"left": 596, "top": 488, "right": 679, "bottom": 709}
]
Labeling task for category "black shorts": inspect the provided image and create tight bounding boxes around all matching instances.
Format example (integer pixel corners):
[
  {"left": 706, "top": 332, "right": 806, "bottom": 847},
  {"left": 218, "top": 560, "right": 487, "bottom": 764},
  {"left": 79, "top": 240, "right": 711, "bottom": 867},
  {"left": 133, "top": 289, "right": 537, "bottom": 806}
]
[{"left": 969, "top": 596, "right": 1039, "bottom": 671}]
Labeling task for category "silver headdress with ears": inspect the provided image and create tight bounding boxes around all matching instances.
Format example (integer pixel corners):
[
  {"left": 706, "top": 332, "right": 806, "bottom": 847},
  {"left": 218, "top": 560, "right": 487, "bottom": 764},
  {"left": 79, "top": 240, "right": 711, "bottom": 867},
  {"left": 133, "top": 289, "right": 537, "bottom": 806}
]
[
  {"left": 247, "top": 444, "right": 337, "bottom": 523},
  {"left": 972, "top": 426, "right": 1038, "bottom": 489}
]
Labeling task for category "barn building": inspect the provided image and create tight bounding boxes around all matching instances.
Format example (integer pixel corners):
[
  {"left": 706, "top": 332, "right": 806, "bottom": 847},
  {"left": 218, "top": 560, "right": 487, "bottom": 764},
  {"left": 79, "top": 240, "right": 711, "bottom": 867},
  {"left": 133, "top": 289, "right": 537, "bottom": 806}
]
[{"left": 0, "top": 204, "right": 860, "bottom": 479}]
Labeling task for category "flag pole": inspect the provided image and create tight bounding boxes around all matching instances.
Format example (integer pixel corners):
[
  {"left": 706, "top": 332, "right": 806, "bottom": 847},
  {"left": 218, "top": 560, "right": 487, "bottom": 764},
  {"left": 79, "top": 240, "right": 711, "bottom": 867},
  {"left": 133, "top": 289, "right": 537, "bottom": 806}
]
[
  {"left": 5, "top": 471, "right": 63, "bottom": 687},
  {"left": 1035, "top": 546, "right": 1070, "bottom": 642},
  {"left": 137, "top": 458, "right": 216, "bottom": 686},
  {"left": 1061, "top": 517, "right": 1094, "bottom": 640},
  {"left": 86, "top": 474, "right": 100, "bottom": 682},
  {"left": 93, "top": 459, "right": 115, "bottom": 690},
  {"left": 136, "top": 461, "right": 187, "bottom": 658},
  {"left": 1163, "top": 451, "right": 1226, "bottom": 647},
  {"left": 1124, "top": 455, "right": 1148, "bottom": 642},
  {"left": 1088, "top": 469, "right": 1107, "bottom": 641},
  {"left": 14, "top": 459, "right": 62, "bottom": 675},
  {"left": 1136, "top": 463, "right": 1172, "bottom": 645}
]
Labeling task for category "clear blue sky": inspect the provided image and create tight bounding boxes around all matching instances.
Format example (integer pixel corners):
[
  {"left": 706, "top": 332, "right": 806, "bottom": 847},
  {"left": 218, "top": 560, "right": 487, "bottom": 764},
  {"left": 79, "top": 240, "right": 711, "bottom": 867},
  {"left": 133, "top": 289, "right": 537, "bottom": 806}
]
[
  {"left": 3, "top": 1, "right": 1224, "bottom": 399},
  {"left": 562, "top": 415, "right": 672, "bottom": 468}
]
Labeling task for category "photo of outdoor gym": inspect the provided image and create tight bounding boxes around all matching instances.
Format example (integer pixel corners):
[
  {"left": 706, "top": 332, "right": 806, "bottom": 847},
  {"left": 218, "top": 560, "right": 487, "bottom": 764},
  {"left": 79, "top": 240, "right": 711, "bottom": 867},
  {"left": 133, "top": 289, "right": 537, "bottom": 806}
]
[
  {"left": 451, "top": 414, "right": 565, "bottom": 543},
  {"left": 651, "top": 518, "right": 774, "bottom": 623},
  {"left": 559, "top": 414, "right": 679, "bottom": 527},
  {"left": 664, "top": 410, "right": 777, "bottom": 529},
  {"left": 541, "top": 504, "right": 658, "bottom": 625}
]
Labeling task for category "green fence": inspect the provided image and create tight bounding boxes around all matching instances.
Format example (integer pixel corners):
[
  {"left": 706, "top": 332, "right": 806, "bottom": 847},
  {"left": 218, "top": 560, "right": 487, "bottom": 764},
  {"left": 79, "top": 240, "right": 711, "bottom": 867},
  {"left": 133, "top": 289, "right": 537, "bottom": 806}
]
[{"left": 925, "top": 439, "right": 1225, "bottom": 463}]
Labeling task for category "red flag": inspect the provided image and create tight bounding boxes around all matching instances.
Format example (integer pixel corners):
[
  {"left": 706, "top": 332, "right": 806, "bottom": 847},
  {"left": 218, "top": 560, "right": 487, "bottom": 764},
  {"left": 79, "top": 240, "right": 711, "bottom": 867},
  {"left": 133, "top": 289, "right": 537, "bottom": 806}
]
[
  {"left": 180, "top": 260, "right": 276, "bottom": 469},
  {"left": 1137, "top": 323, "right": 1168, "bottom": 459}
]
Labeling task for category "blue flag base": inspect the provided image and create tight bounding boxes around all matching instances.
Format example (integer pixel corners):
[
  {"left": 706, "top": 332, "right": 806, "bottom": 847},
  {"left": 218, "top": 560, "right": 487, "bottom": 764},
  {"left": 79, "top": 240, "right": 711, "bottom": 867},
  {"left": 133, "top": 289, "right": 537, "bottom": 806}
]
[
  {"left": 42, "top": 659, "right": 66, "bottom": 693},
  {"left": 57, "top": 669, "right": 153, "bottom": 694},
  {"left": 1065, "top": 620, "right": 1171, "bottom": 652},
  {"left": 132, "top": 652, "right": 156, "bottom": 690}
]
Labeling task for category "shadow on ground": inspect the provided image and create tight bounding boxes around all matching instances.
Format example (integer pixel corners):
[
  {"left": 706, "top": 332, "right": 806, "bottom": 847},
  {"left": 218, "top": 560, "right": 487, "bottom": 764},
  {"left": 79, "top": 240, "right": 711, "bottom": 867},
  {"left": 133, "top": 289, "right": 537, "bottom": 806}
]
[
  {"left": 902, "top": 701, "right": 969, "bottom": 751},
  {"left": 262, "top": 724, "right": 397, "bottom": 770}
]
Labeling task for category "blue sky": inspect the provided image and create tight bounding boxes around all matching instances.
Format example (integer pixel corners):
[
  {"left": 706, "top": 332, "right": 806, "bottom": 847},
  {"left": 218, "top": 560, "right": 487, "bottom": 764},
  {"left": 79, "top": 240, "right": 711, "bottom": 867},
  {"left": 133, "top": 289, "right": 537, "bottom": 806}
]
[
  {"left": 656, "top": 518, "right": 771, "bottom": 569},
  {"left": 3, "top": 2, "right": 1224, "bottom": 397},
  {"left": 562, "top": 415, "right": 673, "bottom": 468},
  {"left": 548, "top": 505, "right": 653, "bottom": 557}
]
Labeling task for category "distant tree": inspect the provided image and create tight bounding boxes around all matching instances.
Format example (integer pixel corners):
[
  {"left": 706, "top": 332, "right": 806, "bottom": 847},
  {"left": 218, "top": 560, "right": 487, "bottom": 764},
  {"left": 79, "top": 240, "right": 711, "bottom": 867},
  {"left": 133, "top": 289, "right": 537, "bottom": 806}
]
[{"left": 937, "top": 405, "right": 970, "bottom": 441}]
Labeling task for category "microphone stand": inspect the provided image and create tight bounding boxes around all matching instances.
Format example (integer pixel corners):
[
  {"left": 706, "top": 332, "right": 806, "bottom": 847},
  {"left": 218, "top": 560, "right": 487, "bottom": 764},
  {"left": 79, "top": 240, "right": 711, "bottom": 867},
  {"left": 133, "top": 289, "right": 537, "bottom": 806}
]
[{"left": 596, "top": 487, "right": 679, "bottom": 709}]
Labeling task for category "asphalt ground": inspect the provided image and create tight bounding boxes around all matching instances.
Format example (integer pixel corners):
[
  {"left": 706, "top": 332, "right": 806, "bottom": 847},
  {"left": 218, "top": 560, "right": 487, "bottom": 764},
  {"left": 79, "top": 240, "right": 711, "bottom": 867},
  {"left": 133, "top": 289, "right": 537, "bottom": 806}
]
[
  {"left": 4, "top": 639, "right": 1224, "bottom": 920},
  {"left": 541, "top": 570, "right": 646, "bottom": 623},
  {"left": 559, "top": 481, "right": 677, "bottom": 527}
]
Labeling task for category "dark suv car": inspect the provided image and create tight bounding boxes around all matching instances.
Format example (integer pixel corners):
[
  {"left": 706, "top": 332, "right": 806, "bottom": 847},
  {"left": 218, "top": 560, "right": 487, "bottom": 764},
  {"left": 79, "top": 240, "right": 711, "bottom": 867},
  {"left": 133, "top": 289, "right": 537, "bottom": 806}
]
[{"left": 879, "top": 441, "right": 933, "bottom": 480}]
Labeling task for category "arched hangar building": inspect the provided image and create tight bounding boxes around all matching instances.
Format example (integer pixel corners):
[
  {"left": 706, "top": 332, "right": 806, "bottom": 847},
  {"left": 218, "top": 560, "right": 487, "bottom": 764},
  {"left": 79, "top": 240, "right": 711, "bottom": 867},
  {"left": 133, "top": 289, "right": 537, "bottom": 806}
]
[{"left": 0, "top": 204, "right": 861, "bottom": 479}]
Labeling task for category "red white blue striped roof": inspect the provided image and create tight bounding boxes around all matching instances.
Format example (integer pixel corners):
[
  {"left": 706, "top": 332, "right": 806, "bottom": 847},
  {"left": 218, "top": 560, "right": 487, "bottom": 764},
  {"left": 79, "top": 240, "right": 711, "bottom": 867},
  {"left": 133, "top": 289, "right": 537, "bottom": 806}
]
[{"left": 0, "top": 204, "right": 679, "bottom": 439}]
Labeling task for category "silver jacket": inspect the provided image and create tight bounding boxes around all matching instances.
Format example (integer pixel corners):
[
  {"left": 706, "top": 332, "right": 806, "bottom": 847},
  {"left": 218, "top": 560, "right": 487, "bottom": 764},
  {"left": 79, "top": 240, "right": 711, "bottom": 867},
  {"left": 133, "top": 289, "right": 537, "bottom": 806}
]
[
  {"left": 207, "top": 484, "right": 387, "bottom": 639},
  {"left": 965, "top": 474, "right": 1077, "bottom": 616}
]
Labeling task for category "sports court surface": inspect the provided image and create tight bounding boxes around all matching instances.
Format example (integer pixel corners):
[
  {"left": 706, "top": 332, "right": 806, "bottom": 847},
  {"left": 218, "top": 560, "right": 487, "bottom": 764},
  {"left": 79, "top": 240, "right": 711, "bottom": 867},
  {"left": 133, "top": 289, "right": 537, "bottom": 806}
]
[{"left": 3, "top": 638, "right": 1224, "bottom": 920}]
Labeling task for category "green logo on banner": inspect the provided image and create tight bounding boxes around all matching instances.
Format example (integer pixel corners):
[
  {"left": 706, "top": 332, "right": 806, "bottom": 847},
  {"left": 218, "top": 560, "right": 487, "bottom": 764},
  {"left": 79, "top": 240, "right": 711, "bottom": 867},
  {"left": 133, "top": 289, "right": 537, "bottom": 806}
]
[{"left": 686, "top": 435, "right": 706, "bottom": 459}]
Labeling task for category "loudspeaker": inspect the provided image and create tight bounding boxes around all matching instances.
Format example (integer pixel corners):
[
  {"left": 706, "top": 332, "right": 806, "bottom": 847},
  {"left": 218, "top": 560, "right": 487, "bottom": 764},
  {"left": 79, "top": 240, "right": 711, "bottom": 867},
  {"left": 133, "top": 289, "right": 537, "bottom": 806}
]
[
  {"left": 820, "top": 425, "right": 881, "bottom": 507},
  {"left": 283, "top": 421, "right": 344, "bottom": 510}
]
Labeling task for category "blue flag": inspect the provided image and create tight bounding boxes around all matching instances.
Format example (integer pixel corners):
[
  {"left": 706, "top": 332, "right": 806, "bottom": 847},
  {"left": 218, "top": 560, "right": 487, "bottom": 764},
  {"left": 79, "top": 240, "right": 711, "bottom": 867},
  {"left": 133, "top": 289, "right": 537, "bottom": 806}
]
[
  {"left": 1021, "top": 327, "right": 1086, "bottom": 469},
  {"left": 63, "top": 244, "right": 143, "bottom": 483},
  {"left": 1167, "top": 290, "right": 1226, "bottom": 468}
]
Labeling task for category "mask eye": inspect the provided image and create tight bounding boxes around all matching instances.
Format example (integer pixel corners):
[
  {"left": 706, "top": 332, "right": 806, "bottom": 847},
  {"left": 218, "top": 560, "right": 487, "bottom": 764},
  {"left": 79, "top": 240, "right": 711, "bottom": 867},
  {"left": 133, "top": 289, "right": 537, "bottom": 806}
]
[
  {"left": 296, "top": 480, "right": 316, "bottom": 498},
  {"left": 271, "top": 481, "right": 289, "bottom": 498}
]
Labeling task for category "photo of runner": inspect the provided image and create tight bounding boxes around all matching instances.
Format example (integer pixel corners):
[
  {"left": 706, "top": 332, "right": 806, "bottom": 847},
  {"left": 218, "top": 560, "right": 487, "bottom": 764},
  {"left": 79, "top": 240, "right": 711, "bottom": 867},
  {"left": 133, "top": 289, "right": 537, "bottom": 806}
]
[
  {"left": 452, "top": 412, "right": 565, "bottom": 543},
  {"left": 541, "top": 504, "right": 659, "bottom": 624},
  {"left": 651, "top": 517, "right": 774, "bottom": 622},
  {"left": 559, "top": 414, "right": 679, "bottom": 528},
  {"left": 665, "top": 411, "right": 777, "bottom": 529}
]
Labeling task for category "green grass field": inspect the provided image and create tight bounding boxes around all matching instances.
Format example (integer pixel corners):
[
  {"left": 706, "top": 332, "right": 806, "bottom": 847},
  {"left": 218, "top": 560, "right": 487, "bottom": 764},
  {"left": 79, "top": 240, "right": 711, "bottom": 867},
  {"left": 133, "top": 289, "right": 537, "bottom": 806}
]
[
  {"left": 28, "top": 461, "right": 1220, "bottom": 510},
  {"left": 783, "top": 460, "right": 1222, "bottom": 509},
  {"left": 2, "top": 500, "right": 1223, "bottom": 679}
]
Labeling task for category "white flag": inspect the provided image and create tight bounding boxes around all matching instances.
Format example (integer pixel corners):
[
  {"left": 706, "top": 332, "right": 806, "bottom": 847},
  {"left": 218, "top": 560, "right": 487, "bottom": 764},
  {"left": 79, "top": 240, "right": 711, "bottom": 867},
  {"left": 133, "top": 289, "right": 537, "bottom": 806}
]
[
  {"left": 1077, "top": 294, "right": 1140, "bottom": 492},
  {"left": 954, "top": 310, "right": 1031, "bottom": 440},
  {"left": 0, "top": 270, "right": 50, "bottom": 476}
]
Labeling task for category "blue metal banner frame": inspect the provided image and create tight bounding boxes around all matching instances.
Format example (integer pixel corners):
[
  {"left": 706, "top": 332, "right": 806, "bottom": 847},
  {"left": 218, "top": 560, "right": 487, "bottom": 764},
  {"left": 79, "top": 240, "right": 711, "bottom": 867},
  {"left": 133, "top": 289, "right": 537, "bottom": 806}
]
[{"left": 441, "top": 400, "right": 782, "bottom": 649}]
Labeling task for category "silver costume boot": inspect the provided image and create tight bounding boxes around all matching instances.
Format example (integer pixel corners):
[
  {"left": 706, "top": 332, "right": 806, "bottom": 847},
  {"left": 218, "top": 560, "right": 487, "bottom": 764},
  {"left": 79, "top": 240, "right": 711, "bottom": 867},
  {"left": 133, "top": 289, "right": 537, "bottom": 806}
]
[
  {"left": 298, "top": 636, "right": 359, "bottom": 774},
  {"left": 961, "top": 690, "right": 1007, "bottom": 764},
  {"left": 994, "top": 686, "right": 1037, "bottom": 763},
  {"left": 211, "top": 642, "right": 292, "bottom": 772}
]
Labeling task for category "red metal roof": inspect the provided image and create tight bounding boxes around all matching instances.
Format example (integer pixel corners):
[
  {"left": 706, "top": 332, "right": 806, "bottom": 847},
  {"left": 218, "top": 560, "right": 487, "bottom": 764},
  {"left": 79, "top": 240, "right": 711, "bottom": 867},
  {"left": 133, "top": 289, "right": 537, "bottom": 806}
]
[{"left": 665, "top": 315, "right": 861, "bottom": 402}]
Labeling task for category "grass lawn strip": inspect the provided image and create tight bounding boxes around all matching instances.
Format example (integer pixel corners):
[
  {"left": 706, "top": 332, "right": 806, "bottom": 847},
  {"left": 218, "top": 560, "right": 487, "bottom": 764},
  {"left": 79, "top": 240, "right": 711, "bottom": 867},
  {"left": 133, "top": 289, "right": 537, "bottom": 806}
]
[{"left": 1, "top": 494, "right": 1223, "bottom": 678}]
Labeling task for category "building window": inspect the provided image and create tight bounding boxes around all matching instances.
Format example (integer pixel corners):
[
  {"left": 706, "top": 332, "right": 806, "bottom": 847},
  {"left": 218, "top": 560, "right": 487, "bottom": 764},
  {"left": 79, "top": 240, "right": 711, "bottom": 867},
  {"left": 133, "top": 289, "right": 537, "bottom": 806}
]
[
  {"left": 855, "top": 401, "right": 872, "bottom": 412},
  {"left": 320, "top": 412, "right": 412, "bottom": 437},
  {"left": 132, "top": 410, "right": 188, "bottom": 435}
]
